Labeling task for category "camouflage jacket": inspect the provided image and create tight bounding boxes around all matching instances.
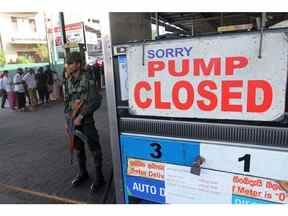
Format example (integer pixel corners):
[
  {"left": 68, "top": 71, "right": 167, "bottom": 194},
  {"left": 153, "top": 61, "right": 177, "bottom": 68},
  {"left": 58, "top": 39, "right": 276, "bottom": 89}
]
[{"left": 64, "top": 70, "right": 102, "bottom": 123}]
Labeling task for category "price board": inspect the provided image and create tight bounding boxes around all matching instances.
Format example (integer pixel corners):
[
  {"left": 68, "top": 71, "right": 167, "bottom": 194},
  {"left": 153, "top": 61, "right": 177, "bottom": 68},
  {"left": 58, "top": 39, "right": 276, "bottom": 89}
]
[{"left": 121, "top": 134, "right": 288, "bottom": 204}]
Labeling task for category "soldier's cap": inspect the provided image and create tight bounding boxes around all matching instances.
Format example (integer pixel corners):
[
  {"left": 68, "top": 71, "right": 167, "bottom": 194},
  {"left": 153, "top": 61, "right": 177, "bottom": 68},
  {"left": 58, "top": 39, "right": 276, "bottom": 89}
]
[{"left": 66, "top": 52, "right": 82, "bottom": 65}]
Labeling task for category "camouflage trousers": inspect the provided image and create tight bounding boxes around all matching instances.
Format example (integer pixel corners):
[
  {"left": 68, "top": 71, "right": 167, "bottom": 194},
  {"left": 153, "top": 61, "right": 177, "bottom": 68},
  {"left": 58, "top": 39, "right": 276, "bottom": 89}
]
[{"left": 74, "top": 122, "right": 103, "bottom": 169}]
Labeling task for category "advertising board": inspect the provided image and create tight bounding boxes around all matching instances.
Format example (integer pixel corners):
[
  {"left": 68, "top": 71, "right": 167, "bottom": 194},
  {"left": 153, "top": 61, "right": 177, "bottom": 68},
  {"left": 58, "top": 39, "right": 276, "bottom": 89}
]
[{"left": 48, "top": 22, "right": 84, "bottom": 46}]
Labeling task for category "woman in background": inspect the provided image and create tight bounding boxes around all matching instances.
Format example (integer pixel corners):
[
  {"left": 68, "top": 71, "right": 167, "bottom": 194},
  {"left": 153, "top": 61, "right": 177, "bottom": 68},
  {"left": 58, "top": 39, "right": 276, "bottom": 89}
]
[
  {"left": 52, "top": 70, "right": 60, "bottom": 101},
  {"left": 2, "top": 71, "right": 16, "bottom": 110},
  {"left": 0, "top": 72, "right": 6, "bottom": 109}
]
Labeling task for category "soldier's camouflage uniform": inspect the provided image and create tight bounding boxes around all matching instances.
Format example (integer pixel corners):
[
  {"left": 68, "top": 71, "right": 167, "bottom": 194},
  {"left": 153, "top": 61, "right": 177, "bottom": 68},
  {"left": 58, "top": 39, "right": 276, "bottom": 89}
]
[{"left": 64, "top": 69, "right": 104, "bottom": 187}]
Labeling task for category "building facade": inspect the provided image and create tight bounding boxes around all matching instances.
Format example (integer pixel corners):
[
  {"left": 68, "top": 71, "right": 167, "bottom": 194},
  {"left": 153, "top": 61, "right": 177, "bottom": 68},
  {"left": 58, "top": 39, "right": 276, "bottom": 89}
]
[{"left": 0, "top": 12, "right": 47, "bottom": 64}]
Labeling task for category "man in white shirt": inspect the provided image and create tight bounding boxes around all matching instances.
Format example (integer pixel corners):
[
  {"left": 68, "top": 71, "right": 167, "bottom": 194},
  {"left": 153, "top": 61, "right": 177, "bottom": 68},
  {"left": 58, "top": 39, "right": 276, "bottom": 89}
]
[
  {"left": 23, "top": 68, "right": 37, "bottom": 109},
  {"left": 13, "top": 68, "right": 26, "bottom": 111}
]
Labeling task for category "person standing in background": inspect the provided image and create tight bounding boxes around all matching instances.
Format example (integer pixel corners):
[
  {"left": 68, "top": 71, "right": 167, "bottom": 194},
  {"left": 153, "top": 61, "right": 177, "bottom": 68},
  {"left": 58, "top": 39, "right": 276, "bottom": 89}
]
[
  {"left": 13, "top": 68, "right": 26, "bottom": 111},
  {"left": 36, "top": 67, "right": 49, "bottom": 104},
  {"left": 94, "top": 62, "right": 102, "bottom": 91},
  {"left": 0, "top": 72, "right": 7, "bottom": 109},
  {"left": 2, "top": 71, "right": 16, "bottom": 110},
  {"left": 51, "top": 70, "right": 60, "bottom": 101},
  {"left": 0, "top": 72, "right": 3, "bottom": 104},
  {"left": 35, "top": 69, "right": 40, "bottom": 104},
  {"left": 23, "top": 69, "right": 31, "bottom": 106},
  {"left": 24, "top": 67, "right": 29, "bottom": 74},
  {"left": 23, "top": 68, "right": 37, "bottom": 111},
  {"left": 31, "top": 69, "right": 39, "bottom": 105},
  {"left": 45, "top": 66, "right": 53, "bottom": 102}
]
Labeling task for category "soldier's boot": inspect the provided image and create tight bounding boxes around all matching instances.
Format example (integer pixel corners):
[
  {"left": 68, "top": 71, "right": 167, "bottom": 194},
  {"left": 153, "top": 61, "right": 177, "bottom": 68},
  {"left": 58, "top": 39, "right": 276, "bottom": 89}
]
[
  {"left": 72, "top": 153, "right": 89, "bottom": 187},
  {"left": 90, "top": 165, "right": 106, "bottom": 193}
]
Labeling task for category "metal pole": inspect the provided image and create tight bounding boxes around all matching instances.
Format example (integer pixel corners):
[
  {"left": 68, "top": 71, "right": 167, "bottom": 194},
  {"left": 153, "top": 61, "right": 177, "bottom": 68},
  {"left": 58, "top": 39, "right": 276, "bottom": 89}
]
[
  {"left": 81, "top": 22, "right": 88, "bottom": 65},
  {"left": 51, "top": 16, "right": 58, "bottom": 63},
  {"left": 258, "top": 12, "right": 266, "bottom": 59},
  {"left": 59, "top": 12, "right": 69, "bottom": 57},
  {"left": 102, "top": 12, "right": 125, "bottom": 204},
  {"left": 220, "top": 13, "right": 224, "bottom": 26},
  {"left": 191, "top": 20, "right": 194, "bottom": 36},
  {"left": 155, "top": 12, "right": 159, "bottom": 37},
  {"left": 43, "top": 12, "right": 53, "bottom": 65}
]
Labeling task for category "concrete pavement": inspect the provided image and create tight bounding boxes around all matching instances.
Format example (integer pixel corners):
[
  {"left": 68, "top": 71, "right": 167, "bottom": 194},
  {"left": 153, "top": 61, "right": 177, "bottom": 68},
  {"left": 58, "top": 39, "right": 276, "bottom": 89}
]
[{"left": 0, "top": 93, "right": 115, "bottom": 204}]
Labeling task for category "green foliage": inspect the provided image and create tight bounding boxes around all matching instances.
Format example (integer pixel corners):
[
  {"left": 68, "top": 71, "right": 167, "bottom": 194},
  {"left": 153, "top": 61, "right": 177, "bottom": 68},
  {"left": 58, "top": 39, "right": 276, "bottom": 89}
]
[
  {"left": 0, "top": 50, "right": 6, "bottom": 67},
  {"left": 17, "top": 56, "right": 34, "bottom": 64},
  {"left": 35, "top": 44, "right": 49, "bottom": 62}
]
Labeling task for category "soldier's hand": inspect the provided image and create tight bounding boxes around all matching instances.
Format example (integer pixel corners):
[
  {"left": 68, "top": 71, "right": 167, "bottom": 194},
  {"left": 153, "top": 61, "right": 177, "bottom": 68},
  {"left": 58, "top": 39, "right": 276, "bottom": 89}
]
[{"left": 74, "top": 116, "right": 82, "bottom": 126}]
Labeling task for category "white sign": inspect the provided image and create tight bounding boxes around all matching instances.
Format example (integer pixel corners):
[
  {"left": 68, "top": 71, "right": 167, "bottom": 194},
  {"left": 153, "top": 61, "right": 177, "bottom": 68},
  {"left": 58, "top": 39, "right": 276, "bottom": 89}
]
[
  {"left": 127, "top": 32, "right": 288, "bottom": 121},
  {"left": 86, "top": 31, "right": 98, "bottom": 44},
  {"left": 165, "top": 164, "right": 288, "bottom": 204},
  {"left": 165, "top": 164, "right": 233, "bottom": 204},
  {"left": 200, "top": 143, "right": 288, "bottom": 181},
  {"left": 49, "top": 23, "right": 84, "bottom": 47},
  {"left": 66, "top": 30, "right": 84, "bottom": 44},
  {"left": 125, "top": 157, "right": 288, "bottom": 203}
]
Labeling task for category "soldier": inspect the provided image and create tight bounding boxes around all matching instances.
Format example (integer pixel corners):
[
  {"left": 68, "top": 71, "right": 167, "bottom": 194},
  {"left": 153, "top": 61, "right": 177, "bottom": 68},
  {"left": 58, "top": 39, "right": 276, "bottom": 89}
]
[{"left": 64, "top": 52, "right": 104, "bottom": 193}]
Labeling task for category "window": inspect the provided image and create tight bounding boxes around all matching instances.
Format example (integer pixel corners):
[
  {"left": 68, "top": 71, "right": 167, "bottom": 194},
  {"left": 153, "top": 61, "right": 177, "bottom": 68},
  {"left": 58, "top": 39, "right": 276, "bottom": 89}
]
[
  {"left": 29, "top": 19, "right": 37, "bottom": 32},
  {"left": 11, "top": 16, "right": 18, "bottom": 31}
]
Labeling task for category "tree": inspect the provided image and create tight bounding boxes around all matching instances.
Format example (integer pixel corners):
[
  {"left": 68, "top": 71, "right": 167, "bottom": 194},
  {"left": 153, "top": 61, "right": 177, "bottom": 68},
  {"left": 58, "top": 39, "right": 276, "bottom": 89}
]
[
  {"left": 17, "top": 56, "right": 34, "bottom": 64},
  {"left": 0, "top": 50, "right": 6, "bottom": 67},
  {"left": 34, "top": 44, "right": 49, "bottom": 62}
]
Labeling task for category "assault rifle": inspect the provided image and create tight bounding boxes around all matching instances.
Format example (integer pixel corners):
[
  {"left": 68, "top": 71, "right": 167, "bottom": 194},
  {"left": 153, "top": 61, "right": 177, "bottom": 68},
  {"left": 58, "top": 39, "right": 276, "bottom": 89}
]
[{"left": 64, "top": 100, "right": 85, "bottom": 164}]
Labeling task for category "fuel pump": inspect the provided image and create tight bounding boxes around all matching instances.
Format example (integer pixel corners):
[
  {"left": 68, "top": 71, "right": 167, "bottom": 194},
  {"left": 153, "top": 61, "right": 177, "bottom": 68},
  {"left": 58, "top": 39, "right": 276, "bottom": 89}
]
[{"left": 103, "top": 12, "right": 288, "bottom": 204}]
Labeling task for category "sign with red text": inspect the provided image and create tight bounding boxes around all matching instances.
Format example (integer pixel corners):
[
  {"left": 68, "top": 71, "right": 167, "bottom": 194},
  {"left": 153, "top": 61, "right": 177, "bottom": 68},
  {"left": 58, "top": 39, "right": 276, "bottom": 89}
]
[
  {"left": 165, "top": 164, "right": 288, "bottom": 204},
  {"left": 48, "top": 22, "right": 84, "bottom": 47},
  {"left": 232, "top": 175, "right": 288, "bottom": 204},
  {"left": 121, "top": 134, "right": 288, "bottom": 203},
  {"left": 127, "top": 158, "right": 165, "bottom": 181},
  {"left": 125, "top": 158, "right": 288, "bottom": 204},
  {"left": 127, "top": 32, "right": 288, "bottom": 121}
]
